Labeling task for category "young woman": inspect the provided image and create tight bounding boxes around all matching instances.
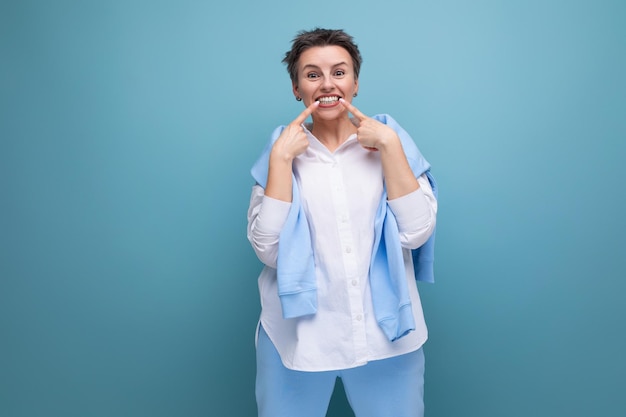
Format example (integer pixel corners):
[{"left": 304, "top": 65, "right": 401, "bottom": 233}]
[{"left": 247, "top": 28, "right": 438, "bottom": 417}]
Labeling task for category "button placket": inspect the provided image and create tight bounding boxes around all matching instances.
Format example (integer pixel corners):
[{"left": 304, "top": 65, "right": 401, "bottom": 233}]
[{"left": 328, "top": 156, "right": 368, "bottom": 361}]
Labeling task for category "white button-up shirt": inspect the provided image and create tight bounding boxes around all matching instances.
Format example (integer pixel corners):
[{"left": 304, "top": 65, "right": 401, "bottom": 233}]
[{"left": 247, "top": 129, "right": 437, "bottom": 372}]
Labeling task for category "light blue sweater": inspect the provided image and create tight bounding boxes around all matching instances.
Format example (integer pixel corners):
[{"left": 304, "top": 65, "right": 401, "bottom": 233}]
[{"left": 251, "top": 114, "right": 437, "bottom": 341}]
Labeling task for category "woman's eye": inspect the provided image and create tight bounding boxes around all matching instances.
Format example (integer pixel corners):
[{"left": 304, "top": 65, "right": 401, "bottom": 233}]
[
  {"left": 334, "top": 70, "right": 345, "bottom": 77},
  {"left": 307, "top": 72, "right": 319, "bottom": 79}
]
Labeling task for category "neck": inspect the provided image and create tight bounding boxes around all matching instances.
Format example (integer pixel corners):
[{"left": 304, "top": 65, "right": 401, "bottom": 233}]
[{"left": 310, "top": 116, "right": 357, "bottom": 152}]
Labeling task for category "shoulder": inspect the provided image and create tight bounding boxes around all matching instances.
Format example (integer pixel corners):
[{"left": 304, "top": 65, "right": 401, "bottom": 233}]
[
  {"left": 373, "top": 114, "right": 431, "bottom": 174},
  {"left": 270, "top": 124, "right": 287, "bottom": 141},
  {"left": 372, "top": 114, "right": 412, "bottom": 144},
  {"left": 372, "top": 114, "right": 409, "bottom": 136},
  {"left": 372, "top": 113, "right": 398, "bottom": 126}
]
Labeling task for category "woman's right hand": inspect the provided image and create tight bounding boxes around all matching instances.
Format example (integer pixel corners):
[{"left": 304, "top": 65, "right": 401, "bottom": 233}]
[
  {"left": 270, "top": 101, "right": 319, "bottom": 162},
  {"left": 265, "top": 101, "right": 319, "bottom": 202}
]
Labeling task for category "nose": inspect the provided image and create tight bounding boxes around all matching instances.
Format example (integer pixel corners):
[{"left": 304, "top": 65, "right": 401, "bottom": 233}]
[{"left": 320, "top": 73, "right": 335, "bottom": 91}]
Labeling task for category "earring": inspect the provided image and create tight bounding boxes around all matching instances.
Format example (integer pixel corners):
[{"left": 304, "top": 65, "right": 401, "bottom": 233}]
[
  {"left": 296, "top": 96, "right": 302, "bottom": 101},
  {"left": 353, "top": 92, "right": 358, "bottom": 97}
]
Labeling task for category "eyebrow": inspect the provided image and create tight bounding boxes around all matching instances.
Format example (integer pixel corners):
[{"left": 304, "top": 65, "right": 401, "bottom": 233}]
[{"left": 302, "top": 61, "right": 349, "bottom": 71}]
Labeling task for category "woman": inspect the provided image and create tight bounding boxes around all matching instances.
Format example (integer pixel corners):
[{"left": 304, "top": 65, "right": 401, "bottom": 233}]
[{"left": 247, "top": 28, "right": 437, "bottom": 417}]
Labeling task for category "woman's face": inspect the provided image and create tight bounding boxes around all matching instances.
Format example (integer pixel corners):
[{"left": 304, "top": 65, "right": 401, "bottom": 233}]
[{"left": 293, "top": 45, "right": 359, "bottom": 119}]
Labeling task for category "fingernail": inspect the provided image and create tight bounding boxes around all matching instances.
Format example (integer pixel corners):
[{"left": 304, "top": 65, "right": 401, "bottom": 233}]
[{"left": 339, "top": 98, "right": 345, "bottom": 102}]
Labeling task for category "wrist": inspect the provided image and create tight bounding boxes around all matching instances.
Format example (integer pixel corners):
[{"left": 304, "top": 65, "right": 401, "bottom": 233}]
[
  {"left": 376, "top": 132, "right": 401, "bottom": 152},
  {"left": 270, "top": 147, "right": 295, "bottom": 165}
]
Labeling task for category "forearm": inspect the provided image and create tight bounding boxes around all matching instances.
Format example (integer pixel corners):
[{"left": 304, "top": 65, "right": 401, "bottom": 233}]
[
  {"left": 378, "top": 134, "right": 420, "bottom": 200},
  {"left": 264, "top": 153, "right": 294, "bottom": 202}
]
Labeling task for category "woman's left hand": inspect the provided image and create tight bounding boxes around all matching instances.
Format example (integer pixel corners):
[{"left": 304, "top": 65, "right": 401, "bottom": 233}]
[{"left": 339, "top": 98, "right": 398, "bottom": 151}]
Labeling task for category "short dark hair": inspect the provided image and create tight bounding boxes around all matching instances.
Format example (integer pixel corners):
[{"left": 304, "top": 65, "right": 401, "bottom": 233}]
[{"left": 282, "top": 28, "right": 363, "bottom": 84}]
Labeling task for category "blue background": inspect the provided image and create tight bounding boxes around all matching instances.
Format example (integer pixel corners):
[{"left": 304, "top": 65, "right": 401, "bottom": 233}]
[{"left": 1, "top": 0, "right": 624, "bottom": 416}]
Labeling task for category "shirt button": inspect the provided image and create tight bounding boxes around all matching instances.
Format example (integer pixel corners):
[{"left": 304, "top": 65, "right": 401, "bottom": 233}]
[
  {"left": 351, "top": 279, "right": 358, "bottom": 286},
  {"left": 356, "top": 314, "right": 363, "bottom": 321},
  {"left": 341, "top": 215, "right": 348, "bottom": 223},
  {"left": 345, "top": 246, "right": 352, "bottom": 253}
]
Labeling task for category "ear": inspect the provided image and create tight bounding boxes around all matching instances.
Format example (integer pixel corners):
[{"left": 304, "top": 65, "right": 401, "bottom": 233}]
[
  {"left": 292, "top": 82, "right": 299, "bottom": 97},
  {"left": 354, "top": 78, "right": 359, "bottom": 96}
]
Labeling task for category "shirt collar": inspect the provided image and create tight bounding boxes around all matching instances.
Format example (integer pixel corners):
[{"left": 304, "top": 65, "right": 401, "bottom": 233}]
[{"left": 302, "top": 123, "right": 359, "bottom": 154}]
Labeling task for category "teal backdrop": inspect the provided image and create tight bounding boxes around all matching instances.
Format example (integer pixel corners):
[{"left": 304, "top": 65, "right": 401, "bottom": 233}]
[{"left": 1, "top": 1, "right": 624, "bottom": 416}]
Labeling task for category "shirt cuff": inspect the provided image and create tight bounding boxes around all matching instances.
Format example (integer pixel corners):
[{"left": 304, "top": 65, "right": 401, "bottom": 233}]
[
  {"left": 256, "top": 195, "right": 292, "bottom": 234},
  {"left": 387, "top": 188, "right": 432, "bottom": 232}
]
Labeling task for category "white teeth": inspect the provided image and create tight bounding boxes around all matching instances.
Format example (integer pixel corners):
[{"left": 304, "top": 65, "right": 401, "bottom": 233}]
[{"left": 318, "top": 96, "right": 339, "bottom": 103}]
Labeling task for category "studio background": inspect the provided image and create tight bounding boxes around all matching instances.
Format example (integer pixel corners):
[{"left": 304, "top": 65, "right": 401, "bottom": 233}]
[{"left": 1, "top": 0, "right": 624, "bottom": 416}]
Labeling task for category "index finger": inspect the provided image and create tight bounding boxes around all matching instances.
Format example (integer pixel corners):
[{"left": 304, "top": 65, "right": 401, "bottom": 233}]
[
  {"left": 292, "top": 100, "right": 320, "bottom": 126},
  {"left": 339, "top": 98, "right": 367, "bottom": 121}
]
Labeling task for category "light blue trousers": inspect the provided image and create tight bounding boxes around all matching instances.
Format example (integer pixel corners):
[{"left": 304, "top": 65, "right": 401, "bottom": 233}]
[{"left": 256, "top": 326, "right": 425, "bottom": 417}]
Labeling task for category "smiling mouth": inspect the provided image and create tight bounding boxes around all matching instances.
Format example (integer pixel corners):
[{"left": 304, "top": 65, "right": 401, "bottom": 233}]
[{"left": 317, "top": 96, "right": 340, "bottom": 105}]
